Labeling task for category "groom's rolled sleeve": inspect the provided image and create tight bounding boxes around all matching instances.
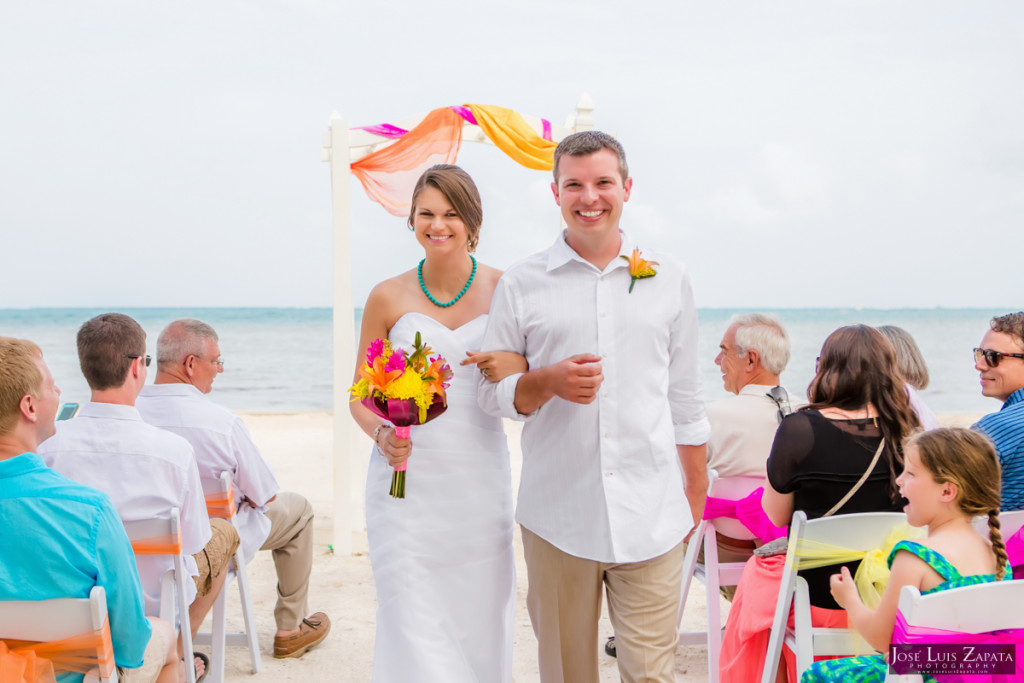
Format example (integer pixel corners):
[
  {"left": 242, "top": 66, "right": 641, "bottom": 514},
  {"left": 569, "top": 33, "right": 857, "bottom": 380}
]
[
  {"left": 668, "top": 269, "right": 710, "bottom": 445},
  {"left": 476, "top": 277, "right": 537, "bottom": 421}
]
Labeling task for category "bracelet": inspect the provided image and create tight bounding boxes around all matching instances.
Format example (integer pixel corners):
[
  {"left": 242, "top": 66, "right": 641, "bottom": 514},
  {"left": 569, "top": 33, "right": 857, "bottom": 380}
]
[{"left": 373, "top": 424, "right": 390, "bottom": 457}]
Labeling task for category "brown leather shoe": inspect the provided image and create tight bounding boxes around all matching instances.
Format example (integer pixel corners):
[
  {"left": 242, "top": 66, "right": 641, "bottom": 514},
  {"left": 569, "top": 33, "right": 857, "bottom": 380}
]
[{"left": 273, "top": 612, "right": 331, "bottom": 659}]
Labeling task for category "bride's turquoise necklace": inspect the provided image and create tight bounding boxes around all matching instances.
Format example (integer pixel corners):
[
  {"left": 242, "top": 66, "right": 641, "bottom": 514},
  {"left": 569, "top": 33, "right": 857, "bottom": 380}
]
[{"left": 418, "top": 255, "right": 477, "bottom": 308}]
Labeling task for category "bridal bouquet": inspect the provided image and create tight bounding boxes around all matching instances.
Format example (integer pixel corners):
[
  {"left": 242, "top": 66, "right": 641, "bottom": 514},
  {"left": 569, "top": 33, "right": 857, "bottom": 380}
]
[{"left": 349, "top": 332, "right": 451, "bottom": 498}]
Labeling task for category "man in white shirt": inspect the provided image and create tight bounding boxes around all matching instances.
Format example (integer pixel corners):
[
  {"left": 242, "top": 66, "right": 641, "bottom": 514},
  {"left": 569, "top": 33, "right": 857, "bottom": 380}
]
[
  {"left": 704, "top": 313, "right": 802, "bottom": 597},
  {"left": 135, "top": 318, "right": 330, "bottom": 659},
  {"left": 39, "top": 313, "right": 239, "bottom": 658},
  {"left": 478, "top": 131, "right": 710, "bottom": 683}
]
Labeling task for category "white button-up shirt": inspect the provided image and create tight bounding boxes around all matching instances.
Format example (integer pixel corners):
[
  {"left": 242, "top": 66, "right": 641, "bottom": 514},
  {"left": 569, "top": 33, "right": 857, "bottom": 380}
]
[
  {"left": 136, "top": 384, "right": 279, "bottom": 562},
  {"left": 478, "top": 231, "right": 710, "bottom": 563},
  {"left": 38, "top": 402, "right": 211, "bottom": 615}
]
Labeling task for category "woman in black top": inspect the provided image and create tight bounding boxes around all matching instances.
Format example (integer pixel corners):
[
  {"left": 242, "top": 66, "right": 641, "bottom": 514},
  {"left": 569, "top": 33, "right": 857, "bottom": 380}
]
[{"left": 763, "top": 324, "right": 921, "bottom": 609}]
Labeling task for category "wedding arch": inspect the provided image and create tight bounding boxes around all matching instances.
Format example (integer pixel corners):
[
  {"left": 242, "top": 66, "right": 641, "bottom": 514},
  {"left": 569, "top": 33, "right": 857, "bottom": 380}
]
[{"left": 321, "top": 95, "right": 595, "bottom": 553}]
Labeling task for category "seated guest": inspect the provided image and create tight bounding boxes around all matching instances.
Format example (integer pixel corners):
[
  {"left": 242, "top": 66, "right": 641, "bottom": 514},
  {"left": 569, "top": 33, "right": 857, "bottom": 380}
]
[
  {"left": 801, "top": 428, "right": 1007, "bottom": 682},
  {"left": 719, "top": 325, "right": 920, "bottom": 683},
  {"left": 136, "top": 318, "right": 330, "bottom": 658},
  {"left": 971, "top": 311, "right": 1024, "bottom": 511},
  {"left": 0, "top": 336, "right": 187, "bottom": 682},
  {"left": 706, "top": 314, "right": 803, "bottom": 584},
  {"left": 37, "top": 313, "right": 239, "bottom": 648},
  {"left": 877, "top": 325, "right": 937, "bottom": 430}
]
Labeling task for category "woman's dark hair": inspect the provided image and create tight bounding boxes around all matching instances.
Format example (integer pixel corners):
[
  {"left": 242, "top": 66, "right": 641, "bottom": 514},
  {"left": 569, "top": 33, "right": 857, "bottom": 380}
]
[{"left": 805, "top": 324, "right": 921, "bottom": 497}]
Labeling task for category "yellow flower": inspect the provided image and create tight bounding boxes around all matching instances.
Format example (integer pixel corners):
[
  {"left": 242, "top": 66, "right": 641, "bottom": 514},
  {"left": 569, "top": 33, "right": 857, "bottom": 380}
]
[{"left": 620, "top": 248, "right": 659, "bottom": 293}]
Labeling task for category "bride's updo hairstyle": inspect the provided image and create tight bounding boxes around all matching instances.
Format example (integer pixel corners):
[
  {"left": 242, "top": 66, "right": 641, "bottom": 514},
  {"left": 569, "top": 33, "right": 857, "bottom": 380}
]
[
  {"left": 407, "top": 164, "right": 483, "bottom": 252},
  {"left": 908, "top": 428, "right": 1008, "bottom": 580},
  {"left": 805, "top": 325, "right": 920, "bottom": 498}
]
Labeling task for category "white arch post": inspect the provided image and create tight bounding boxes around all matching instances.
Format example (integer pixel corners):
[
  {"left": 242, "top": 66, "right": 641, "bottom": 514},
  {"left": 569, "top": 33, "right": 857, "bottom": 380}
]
[{"left": 321, "top": 95, "right": 595, "bottom": 554}]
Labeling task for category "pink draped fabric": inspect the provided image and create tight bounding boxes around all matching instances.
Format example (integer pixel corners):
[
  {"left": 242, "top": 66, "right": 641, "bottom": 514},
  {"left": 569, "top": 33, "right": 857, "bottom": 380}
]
[
  {"left": 703, "top": 488, "right": 789, "bottom": 543},
  {"left": 719, "top": 555, "right": 847, "bottom": 682},
  {"left": 891, "top": 611, "right": 1024, "bottom": 682},
  {"left": 354, "top": 123, "right": 409, "bottom": 139}
]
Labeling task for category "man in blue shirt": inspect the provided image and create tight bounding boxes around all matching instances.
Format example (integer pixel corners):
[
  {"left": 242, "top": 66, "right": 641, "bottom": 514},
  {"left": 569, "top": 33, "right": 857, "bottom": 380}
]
[
  {"left": 972, "top": 312, "right": 1024, "bottom": 510},
  {"left": 0, "top": 337, "right": 182, "bottom": 682}
]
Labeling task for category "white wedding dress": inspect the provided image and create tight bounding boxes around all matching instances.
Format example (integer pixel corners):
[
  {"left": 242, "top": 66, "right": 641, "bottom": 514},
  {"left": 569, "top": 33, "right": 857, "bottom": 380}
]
[{"left": 365, "top": 312, "right": 515, "bottom": 683}]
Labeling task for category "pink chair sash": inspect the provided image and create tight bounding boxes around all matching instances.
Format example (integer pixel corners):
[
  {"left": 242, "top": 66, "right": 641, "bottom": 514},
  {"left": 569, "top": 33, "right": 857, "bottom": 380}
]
[
  {"left": 1005, "top": 526, "right": 1024, "bottom": 568},
  {"left": 890, "top": 611, "right": 1024, "bottom": 682},
  {"left": 702, "top": 487, "right": 788, "bottom": 543}
]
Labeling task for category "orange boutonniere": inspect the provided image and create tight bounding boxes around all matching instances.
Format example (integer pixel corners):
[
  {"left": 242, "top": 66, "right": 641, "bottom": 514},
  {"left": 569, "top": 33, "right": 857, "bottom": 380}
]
[{"left": 620, "top": 248, "right": 659, "bottom": 293}]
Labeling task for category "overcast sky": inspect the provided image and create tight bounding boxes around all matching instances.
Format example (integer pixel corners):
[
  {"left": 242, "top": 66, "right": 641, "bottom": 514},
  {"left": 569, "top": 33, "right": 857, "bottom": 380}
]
[{"left": 2, "top": 2, "right": 1021, "bottom": 310}]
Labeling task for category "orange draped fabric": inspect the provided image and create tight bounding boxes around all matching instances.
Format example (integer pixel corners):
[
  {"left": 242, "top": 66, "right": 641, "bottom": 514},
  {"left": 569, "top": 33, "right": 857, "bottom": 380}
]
[
  {"left": 0, "top": 618, "right": 114, "bottom": 682},
  {"left": 350, "top": 107, "right": 464, "bottom": 217},
  {"left": 466, "top": 104, "right": 557, "bottom": 171},
  {"left": 205, "top": 486, "right": 236, "bottom": 519},
  {"left": 130, "top": 532, "right": 182, "bottom": 556}
]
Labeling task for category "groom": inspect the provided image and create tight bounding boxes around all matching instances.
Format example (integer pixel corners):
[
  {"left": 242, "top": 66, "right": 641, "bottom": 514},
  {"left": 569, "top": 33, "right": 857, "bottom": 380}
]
[{"left": 478, "top": 131, "right": 709, "bottom": 682}]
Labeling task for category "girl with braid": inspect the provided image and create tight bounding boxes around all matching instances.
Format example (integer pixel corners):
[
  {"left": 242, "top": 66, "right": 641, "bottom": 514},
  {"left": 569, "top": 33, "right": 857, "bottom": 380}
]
[{"left": 801, "top": 427, "right": 1009, "bottom": 682}]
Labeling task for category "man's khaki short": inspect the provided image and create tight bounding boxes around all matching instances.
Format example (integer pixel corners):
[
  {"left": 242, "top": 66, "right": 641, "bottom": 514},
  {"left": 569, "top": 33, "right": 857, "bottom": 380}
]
[{"left": 192, "top": 517, "right": 241, "bottom": 597}]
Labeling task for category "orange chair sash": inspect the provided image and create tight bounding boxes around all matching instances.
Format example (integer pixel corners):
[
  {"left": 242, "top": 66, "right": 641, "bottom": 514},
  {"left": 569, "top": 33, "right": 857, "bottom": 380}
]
[
  {"left": 204, "top": 486, "right": 236, "bottom": 519},
  {"left": 130, "top": 531, "right": 182, "bottom": 556},
  {"left": 1, "top": 617, "right": 114, "bottom": 682}
]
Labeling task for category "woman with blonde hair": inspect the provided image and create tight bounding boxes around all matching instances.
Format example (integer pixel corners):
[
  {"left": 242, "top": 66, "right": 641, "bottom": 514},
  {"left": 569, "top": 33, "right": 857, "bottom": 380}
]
[{"left": 877, "top": 325, "right": 937, "bottom": 430}]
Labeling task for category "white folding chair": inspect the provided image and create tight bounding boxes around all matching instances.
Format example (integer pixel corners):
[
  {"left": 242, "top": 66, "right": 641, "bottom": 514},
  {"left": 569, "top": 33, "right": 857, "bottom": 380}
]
[
  {"left": 761, "top": 511, "right": 910, "bottom": 683},
  {"left": 0, "top": 586, "right": 115, "bottom": 682},
  {"left": 886, "top": 579, "right": 1024, "bottom": 682},
  {"left": 677, "top": 470, "right": 765, "bottom": 682},
  {"left": 192, "top": 470, "right": 261, "bottom": 682},
  {"left": 123, "top": 508, "right": 197, "bottom": 683}
]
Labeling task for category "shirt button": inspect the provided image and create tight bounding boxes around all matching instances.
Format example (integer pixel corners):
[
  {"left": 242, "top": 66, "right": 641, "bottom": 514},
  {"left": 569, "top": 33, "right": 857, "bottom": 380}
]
[
  {"left": 604, "top": 432, "right": 610, "bottom": 438},
  {"left": 601, "top": 312, "right": 607, "bottom": 317},
  {"left": 603, "top": 391, "right": 610, "bottom": 398},
  {"left": 605, "top": 471, "right": 613, "bottom": 477}
]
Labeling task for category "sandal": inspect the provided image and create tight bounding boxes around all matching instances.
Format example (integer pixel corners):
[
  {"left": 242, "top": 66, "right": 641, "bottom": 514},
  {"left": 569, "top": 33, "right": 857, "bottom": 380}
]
[
  {"left": 193, "top": 652, "right": 210, "bottom": 683},
  {"left": 604, "top": 636, "right": 617, "bottom": 658}
]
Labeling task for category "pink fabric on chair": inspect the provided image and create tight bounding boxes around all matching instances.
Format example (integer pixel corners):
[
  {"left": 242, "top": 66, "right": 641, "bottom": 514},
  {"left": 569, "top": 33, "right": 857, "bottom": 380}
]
[
  {"left": 703, "top": 488, "right": 789, "bottom": 543},
  {"left": 719, "top": 555, "right": 847, "bottom": 683}
]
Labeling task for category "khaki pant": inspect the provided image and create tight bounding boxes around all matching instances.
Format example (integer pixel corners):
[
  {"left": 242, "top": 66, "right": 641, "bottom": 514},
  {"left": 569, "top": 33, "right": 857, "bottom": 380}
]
[
  {"left": 522, "top": 526, "right": 686, "bottom": 683},
  {"left": 260, "top": 491, "right": 315, "bottom": 631},
  {"left": 193, "top": 518, "right": 240, "bottom": 597}
]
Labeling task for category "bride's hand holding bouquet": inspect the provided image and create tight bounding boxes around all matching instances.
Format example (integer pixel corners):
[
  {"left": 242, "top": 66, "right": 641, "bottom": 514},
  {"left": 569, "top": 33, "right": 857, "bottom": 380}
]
[{"left": 349, "top": 332, "right": 452, "bottom": 498}]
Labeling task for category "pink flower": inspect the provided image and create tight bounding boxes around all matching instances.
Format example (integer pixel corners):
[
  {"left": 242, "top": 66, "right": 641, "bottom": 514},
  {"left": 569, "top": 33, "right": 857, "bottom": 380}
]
[
  {"left": 366, "top": 339, "right": 385, "bottom": 364},
  {"left": 385, "top": 348, "right": 407, "bottom": 373}
]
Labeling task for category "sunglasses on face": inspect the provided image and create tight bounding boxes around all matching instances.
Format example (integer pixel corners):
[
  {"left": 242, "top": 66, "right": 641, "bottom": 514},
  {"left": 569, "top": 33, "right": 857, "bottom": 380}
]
[{"left": 974, "top": 347, "right": 1024, "bottom": 368}]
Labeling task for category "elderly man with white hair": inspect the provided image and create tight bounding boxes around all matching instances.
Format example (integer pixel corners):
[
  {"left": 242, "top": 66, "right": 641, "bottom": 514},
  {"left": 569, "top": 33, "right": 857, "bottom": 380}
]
[
  {"left": 703, "top": 313, "right": 803, "bottom": 595},
  {"left": 135, "top": 318, "right": 330, "bottom": 660}
]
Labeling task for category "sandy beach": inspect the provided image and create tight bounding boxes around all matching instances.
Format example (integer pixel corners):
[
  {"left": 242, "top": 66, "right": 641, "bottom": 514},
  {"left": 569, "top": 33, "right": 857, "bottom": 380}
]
[{"left": 204, "top": 411, "right": 984, "bottom": 682}]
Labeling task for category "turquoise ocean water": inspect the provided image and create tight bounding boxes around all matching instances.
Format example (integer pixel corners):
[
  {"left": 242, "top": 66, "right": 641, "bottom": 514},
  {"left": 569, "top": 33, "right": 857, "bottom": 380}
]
[{"left": 0, "top": 307, "right": 1010, "bottom": 416}]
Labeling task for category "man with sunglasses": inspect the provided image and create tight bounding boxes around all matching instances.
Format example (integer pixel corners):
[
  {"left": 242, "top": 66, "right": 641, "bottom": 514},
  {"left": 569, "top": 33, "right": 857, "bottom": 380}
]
[
  {"left": 972, "top": 311, "right": 1024, "bottom": 510},
  {"left": 136, "top": 318, "right": 330, "bottom": 659},
  {"left": 38, "top": 313, "right": 239, "bottom": 657}
]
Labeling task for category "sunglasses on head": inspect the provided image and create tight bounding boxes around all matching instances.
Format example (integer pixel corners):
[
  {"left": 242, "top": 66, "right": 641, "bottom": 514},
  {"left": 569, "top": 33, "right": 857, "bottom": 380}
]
[{"left": 974, "top": 347, "right": 1024, "bottom": 368}]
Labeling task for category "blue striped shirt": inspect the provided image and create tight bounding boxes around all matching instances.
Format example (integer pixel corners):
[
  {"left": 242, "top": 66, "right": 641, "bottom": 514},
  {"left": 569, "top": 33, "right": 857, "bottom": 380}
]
[{"left": 974, "top": 387, "right": 1024, "bottom": 511}]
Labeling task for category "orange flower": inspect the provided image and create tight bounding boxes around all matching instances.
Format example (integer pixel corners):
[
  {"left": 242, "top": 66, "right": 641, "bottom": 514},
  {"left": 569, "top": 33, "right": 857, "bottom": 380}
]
[
  {"left": 423, "top": 356, "right": 452, "bottom": 404},
  {"left": 620, "top": 248, "right": 659, "bottom": 293},
  {"left": 359, "top": 355, "right": 404, "bottom": 396}
]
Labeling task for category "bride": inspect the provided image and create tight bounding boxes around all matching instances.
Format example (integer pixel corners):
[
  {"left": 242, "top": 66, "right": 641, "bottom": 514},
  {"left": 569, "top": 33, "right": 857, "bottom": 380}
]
[{"left": 350, "top": 165, "right": 524, "bottom": 682}]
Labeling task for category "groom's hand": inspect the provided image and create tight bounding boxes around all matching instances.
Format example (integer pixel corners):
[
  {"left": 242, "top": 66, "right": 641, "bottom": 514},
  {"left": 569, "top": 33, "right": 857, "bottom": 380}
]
[
  {"left": 513, "top": 353, "right": 603, "bottom": 413},
  {"left": 551, "top": 353, "right": 604, "bottom": 404}
]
